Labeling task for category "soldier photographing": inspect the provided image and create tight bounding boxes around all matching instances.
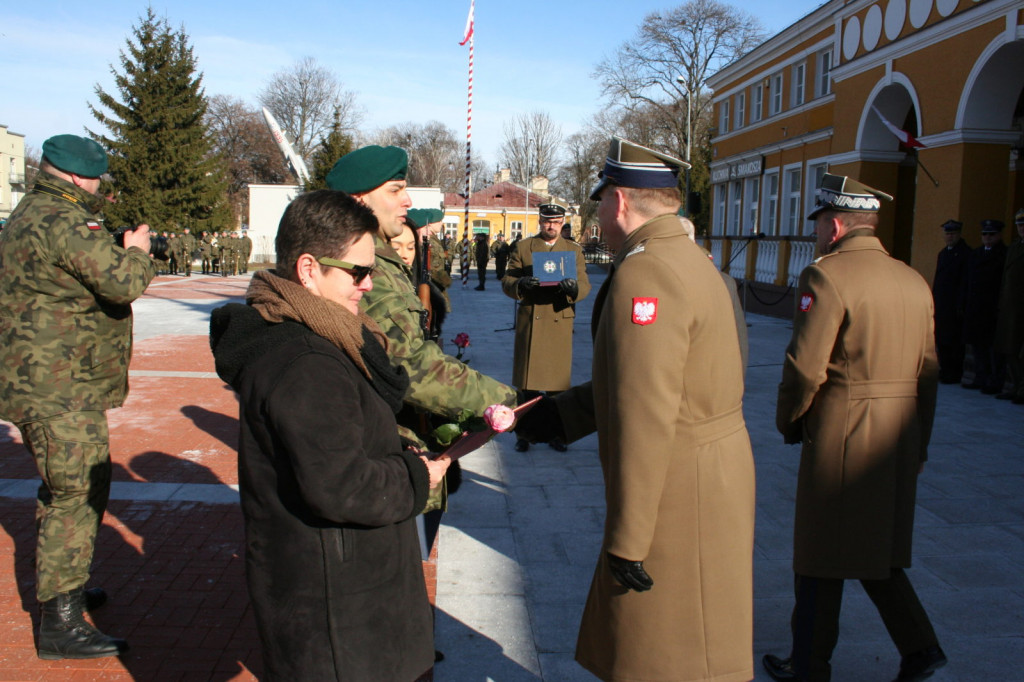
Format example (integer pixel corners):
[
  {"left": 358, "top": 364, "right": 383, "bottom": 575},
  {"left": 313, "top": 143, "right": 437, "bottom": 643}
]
[{"left": 0, "top": 134, "right": 157, "bottom": 659}]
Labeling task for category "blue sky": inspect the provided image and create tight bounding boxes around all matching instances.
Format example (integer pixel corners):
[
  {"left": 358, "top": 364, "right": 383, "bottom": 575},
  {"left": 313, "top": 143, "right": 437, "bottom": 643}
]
[{"left": 3, "top": 1, "right": 820, "bottom": 166}]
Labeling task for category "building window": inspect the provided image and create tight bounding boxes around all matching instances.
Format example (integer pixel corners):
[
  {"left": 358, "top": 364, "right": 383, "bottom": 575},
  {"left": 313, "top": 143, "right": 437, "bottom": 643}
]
[
  {"left": 714, "top": 185, "right": 727, "bottom": 235},
  {"left": 804, "top": 162, "right": 829, "bottom": 233},
  {"left": 510, "top": 220, "right": 523, "bottom": 240},
  {"left": 817, "top": 49, "right": 833, "bottom": 97},
  {"left": 762, "top": 170, "right": 779, "bottom": 235},
  {"left": 729, "top": 181, "right": 742, "bottom": 235},
  {"left": 735, "top": 92, "right": 746, "bottom": 130},
  {"left": 720, "top": 99, "right": 731, "bottom": 134},
  {"left": 744, "top": 176, "right": 760, "bottom": 234},
  {"left": 770, "top": 72, "right": 784, "bottom": 116},
  {"left": 752, "top": 84, "right": 763, "bottom": 123},
  {"left": 791, "top": 62, "right": 805, "bottom": 107},
  {"left": 781, "top": 166, "right": 802, "bottom": 235}
]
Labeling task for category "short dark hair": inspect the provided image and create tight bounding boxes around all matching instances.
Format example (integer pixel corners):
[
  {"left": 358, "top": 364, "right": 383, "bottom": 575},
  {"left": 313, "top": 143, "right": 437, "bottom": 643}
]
[
  {"left": 818, "top": 209, "right": 879, "bottom": 230},
  {"left": 275, "top": 190, "right": 378, "bottom": 280}
]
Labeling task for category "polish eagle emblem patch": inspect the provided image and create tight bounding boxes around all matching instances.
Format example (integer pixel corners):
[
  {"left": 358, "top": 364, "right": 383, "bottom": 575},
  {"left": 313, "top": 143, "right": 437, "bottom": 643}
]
[
  {"left": 799, "top": 293, "right": 814, "bottom": 312},
  {"left": 632, "top": 297, "right": 658, "bottom": 325}
]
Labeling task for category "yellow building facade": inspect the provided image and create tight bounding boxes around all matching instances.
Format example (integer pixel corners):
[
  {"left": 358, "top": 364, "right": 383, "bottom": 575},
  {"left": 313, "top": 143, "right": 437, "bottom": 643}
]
[{"left": 707, "top": 0, "right": 1024, "bottom": 283}]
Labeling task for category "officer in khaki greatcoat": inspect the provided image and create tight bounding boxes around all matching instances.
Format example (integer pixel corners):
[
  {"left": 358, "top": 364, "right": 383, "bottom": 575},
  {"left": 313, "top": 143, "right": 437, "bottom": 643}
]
[
  {"left": 764, "top": 174, "right": 945, "bottom": 682},
  {"left": 517, "top": 138, "right": 755, "bottom": 682},
  {"left": 0, "top": 135, "right": 156, "bottom": 659},
  {"left": 501, "top": 200, "right": 590, "bottom": 452}
]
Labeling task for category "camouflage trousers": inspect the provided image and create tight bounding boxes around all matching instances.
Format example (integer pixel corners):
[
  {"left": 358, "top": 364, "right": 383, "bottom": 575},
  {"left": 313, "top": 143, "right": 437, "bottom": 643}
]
[{"left": 16, "top": 411, "right": 111, "bottom": 602}]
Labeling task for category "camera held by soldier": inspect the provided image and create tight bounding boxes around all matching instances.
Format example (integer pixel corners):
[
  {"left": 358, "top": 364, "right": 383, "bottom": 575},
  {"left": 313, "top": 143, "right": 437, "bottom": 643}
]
[{"left": 113, "top": 224, "right": 169, "bottom": 261}]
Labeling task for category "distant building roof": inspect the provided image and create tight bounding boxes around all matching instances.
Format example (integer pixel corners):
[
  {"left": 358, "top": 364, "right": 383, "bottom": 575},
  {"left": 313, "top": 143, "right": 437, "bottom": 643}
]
[{"left": 445, "top": 180, "right": 553, "bottom": 212}]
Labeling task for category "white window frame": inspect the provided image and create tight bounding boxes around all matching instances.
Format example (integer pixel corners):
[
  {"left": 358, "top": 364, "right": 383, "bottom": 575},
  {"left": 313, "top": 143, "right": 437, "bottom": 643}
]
[
  {"left": 780, "top": 164, "right": 803, "bottom": 236},
  {"left": 791, "top": 62, "right": 806, "bottom": 107},
  {"left": 744, "top": 176, "right": 760, "bottom": 234},
  {"left": 752, "top": 84, "right": 763, "bottom": 123},
  {"left": 761, "top": 169, "right": 779, "bottom": 235},
  {"left": 728, "top": 180, "right": 743, "bottom": 235},
  {"left": 817, "top": 49, "right": 833, "bottom": 97},
  {"left": 735, "top": 91, "right": 746, "bottom": 130},
  {"left": 510, "top": 220, "right": 524, "bottom": 240},
  {"left": 720, "top": 99, "right": 731, "bottom": 134},
  {"left": 804, "top": 160, "right": 830, "bottom": 235},
  {"left": 713, "top": 184, "right": 727, "bottom": 235},
  {"left": 770, "top": 72, "right": 784, "bottom": 115}
]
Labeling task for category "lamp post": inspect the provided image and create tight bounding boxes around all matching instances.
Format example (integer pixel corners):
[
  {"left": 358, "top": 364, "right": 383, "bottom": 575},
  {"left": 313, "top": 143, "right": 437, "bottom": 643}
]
[{"left": 676, "top": 75, "right": 693, "bottom": 216}]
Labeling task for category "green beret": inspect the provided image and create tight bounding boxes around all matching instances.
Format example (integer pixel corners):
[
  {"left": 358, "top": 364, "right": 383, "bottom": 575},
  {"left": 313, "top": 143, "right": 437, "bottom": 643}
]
[
  {"left": 407, "top": 208, "right": 444, "bottom": 228},
  {"left": 42, "top": 134, "right": 108, "bottom": 178},
  {"left": 326, "top": 145, "right": 408, "bottom": 194}
]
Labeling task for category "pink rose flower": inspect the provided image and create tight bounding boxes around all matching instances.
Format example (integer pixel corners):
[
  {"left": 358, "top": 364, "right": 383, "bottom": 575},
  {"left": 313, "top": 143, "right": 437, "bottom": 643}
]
[{"left": 483, "top": 404, "right": 516, "bottom": 432}]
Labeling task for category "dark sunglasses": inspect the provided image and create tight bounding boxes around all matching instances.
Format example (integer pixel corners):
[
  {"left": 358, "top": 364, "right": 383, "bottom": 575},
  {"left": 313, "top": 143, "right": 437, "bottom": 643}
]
[{"left": 317, "top": 257, "right": 376, "bottom": 284}]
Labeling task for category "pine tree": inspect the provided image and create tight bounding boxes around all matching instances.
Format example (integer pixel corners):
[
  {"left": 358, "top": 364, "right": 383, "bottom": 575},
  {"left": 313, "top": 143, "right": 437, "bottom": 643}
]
[
  {"left": 89, "top": 7, "right": 230, "bottom": 233},
  {"left": 305, "top": 108, "right": 354, "bottom": 191}
]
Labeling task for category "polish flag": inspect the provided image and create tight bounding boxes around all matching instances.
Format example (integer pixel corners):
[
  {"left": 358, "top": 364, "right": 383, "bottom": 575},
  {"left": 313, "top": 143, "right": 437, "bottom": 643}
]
[
  {"left": 459, "top": 1, "right": 475, "bottom": 46},
  {"left": 871, "top": 106, "right": 925, "bottom": 149}
]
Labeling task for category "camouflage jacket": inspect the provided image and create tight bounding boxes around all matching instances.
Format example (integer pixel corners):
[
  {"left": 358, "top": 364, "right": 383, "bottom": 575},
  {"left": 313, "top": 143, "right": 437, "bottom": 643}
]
[
  {"left": 0, "top": 172, "right": 157, "bottom": 423},
  {"left": 360, "top": 234, "right": 515, "bottom": 420},
  {"left": 428, "top": 236, "right": 452, "bottom": 312},
  {"left": 180, "top": 232, "right": 197, "bottom": 256}
]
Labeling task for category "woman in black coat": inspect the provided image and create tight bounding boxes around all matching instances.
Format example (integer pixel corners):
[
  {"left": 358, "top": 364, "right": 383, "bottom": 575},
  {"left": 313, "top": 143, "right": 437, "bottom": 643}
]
[{"left": 210, "top": 190, "right": 450, "bottom": 681}]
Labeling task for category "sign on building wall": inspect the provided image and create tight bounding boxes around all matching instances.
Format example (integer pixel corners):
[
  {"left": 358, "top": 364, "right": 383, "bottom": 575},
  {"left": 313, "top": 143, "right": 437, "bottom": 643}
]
[{"left": 711, "top": 157, "right": 764, "bottom": 184}]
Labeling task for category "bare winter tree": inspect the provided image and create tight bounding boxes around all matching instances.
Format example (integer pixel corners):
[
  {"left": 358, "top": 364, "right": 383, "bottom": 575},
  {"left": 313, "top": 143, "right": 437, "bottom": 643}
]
[
  {"left": 24, "top": 145, "right": 41, "bottom": 188},
  {"left": 594, "top": 0, "right": 765, "bottom": 163},
  {"left": 552, "top": 129, "right": 606, "bottom": 238},
  {"left": 372, "top": 121, "right": 469, "bottom": 193},
  {"left": 205, "top": 94, "right": 291, "bottom": 225},
  {"left": 257, "top": 57, "right": 362, "bottom": 161},
  {"left": 498, "top": 112, "right": 562, "bottom": 184}
]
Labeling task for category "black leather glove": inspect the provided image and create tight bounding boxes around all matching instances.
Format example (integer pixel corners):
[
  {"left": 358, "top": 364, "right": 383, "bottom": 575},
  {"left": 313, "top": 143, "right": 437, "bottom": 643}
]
[
  {"left": 558, "top": 278, "right": 578, "bottom": 298},
  {"left": 513, "top": 396, "right": 565, "bottom": 445},
  {"left": 517, "top": 276, "right": 540, "bottom": 296},
  {"left": 606, "top": 553, "right": 654, "bottom": 592}
]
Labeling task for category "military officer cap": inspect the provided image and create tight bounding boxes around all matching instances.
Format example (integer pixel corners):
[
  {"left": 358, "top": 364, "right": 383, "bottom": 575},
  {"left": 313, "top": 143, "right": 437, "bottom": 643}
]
[
  {"left": 538, "top": 200, "right": 568, "bottom": 218},
  {"left": 807, "top": 173, "right": 893, "bottom": 220},
  {"left": 326, "top": 145, "right": 408, "bottom": 194},
  {"left": 590, "top": 137, "right": 688, "bottom": 201},
  {"left": 980, "top": 219, "right": 1004, "bottom": 234},
  {"left": 941, "top": 219, "right": 963, "bottom": 231},
  {"left": 1014, "top": 209, "right": 1024, "bottom": 224},
  {"left": 42, "top": 134, "right": 108, "bottom": 178},
  {"left": 407, "top": 208, "right": 444, "bottom": 228}
]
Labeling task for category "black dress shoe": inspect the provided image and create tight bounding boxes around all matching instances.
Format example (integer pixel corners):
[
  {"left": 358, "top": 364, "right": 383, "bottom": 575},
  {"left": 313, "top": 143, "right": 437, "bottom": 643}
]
[
  {"left": 550, "top": 439, "right": 568, "bottom": 452},
  {"left": 514, "top": 439, "right": 530, "bottom": 452},
  {"left": 962, "top": 381, "right": 983, "bottom": 390},
  {"left": 981, "top": 385, "right": 1001, "bottom": 395},
  {"left": 1013, "top": 395, "right": 1024, "bottom": 405},
  {"left": 474, "top": 285, "right": 485, "bottom": 291},
  {"left": 996, "top": 391, "right": 1015, "bottom": 400},
  {"left": 895, "top": 645, "right": 946, "bottom": 681},
  {"left": 763, "top": 654, "right": 803, "bottom": 681},
  {"left": 82, "top": 587, "right": 107, "bottom": 611}
]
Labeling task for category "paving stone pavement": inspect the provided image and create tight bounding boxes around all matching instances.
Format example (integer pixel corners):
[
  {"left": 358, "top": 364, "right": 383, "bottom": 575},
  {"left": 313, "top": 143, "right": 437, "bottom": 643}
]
[{"left": 0, "top": 265, "right": 1020, "bottom": 681}]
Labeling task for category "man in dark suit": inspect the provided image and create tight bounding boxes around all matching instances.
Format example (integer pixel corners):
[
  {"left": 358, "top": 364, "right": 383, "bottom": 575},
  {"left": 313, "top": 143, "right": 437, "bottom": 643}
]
[
  {"left": 932, "top": 219, "right": 971, "bottom": 383},
  {"left": 963, "top": 219, "right": 1007, "bottom": 392}
]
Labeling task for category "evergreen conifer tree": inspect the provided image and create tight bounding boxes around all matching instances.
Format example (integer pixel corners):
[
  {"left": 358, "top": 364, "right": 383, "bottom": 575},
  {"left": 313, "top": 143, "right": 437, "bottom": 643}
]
[
  {"left": 89, "top": 8, "right": 230, "bottom": 233},
  {"left": 305, "top": 108, "right": 354, "bottom": 191}
]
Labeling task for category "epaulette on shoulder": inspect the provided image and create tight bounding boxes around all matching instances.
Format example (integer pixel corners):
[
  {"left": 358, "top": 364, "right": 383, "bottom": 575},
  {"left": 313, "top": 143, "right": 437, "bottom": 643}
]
[{"left": 812, "top": 251, "right": 837, "bottom": 265}]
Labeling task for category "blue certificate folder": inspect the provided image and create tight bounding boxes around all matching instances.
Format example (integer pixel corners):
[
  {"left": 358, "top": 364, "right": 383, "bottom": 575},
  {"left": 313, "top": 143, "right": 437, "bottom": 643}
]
[{"left": 534, "top": 250, "right": 576, "bottom": 285}]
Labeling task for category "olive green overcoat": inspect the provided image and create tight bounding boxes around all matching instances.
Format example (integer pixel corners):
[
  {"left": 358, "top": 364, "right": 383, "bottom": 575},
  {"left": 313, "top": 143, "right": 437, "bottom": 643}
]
[
  {"left": 555, "top": 215, "right": 755, "bottom": 682},
  {"left": 501, "top": 235, "right": 590, "bottom": 391},
  {"left": 776, "top": 230, "right": 939, "bottom": 580}
]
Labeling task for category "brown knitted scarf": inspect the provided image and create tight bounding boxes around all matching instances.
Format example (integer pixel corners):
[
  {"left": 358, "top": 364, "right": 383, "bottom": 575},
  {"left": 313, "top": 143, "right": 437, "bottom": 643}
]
[{"left": 246, "top": 269, "right": 387, "bottom": 381}]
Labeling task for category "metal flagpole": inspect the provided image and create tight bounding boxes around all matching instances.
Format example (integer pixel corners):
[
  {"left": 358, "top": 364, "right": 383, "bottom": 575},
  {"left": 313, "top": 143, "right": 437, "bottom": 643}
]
[{"left": 460, "top": 0, "right": 475, "bottom": 288}]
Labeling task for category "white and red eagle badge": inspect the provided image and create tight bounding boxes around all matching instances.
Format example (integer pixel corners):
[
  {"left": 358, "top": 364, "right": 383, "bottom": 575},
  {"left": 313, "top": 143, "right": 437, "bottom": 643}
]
[
  {"left": 632, "top": 297, "right": 658, "bottom": 325},
  {"left": 799, "top": 293, "right": 814, "bottom": 312}
]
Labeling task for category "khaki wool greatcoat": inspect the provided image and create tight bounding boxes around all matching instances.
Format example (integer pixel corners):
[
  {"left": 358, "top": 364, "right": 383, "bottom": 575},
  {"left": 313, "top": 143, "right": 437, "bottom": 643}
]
[
  {"left": 501, "top": 235, "right": 590, "bottom": 391},
  {"left": 555, "top": 214, "right": 755, "bottom": 682},
  {"left": 777, "top": 230, "right": 938, "bottom": 580}
]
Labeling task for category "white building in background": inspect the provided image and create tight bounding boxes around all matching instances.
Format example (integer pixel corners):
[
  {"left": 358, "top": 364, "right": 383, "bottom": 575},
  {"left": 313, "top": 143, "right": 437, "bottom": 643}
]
[
  {"left": 0, "top": 126, "right": 27, "bottom": 225},
  {"left": 247, "top": 184, "right": 444, "bottom": 263}
]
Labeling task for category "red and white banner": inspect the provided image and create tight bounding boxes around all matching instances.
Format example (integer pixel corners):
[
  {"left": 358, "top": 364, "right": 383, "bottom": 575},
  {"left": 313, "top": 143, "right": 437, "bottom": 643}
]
[
  {"left": 459, "top": 1, "right": 475, "bottom": 46},
  {"left": 871, "top": 106, "right": 925, "bottom": 149}
]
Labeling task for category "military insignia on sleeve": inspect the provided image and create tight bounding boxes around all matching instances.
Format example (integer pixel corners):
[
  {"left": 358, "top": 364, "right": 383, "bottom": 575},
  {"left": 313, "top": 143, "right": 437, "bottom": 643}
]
[
  {"left": 86, "top": 221, "right": 102, "bottom": 231},
  {"left": 799, "top": 293, "right": 814, "bottom": 312},
  {"left": 632, "top": 298, "right": 658, "bottom": 325}
]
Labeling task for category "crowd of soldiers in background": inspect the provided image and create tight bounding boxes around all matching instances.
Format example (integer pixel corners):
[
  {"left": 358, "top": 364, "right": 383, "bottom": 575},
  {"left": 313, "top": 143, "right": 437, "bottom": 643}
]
[{"left": 155, "top": 229, "right": 253, "bottom": 277}]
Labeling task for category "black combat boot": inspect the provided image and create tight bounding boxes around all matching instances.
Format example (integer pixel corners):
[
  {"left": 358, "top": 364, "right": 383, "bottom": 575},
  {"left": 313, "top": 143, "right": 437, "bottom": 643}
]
[{"left": 37, "top": 589, "right": 128, "bottom": 660}]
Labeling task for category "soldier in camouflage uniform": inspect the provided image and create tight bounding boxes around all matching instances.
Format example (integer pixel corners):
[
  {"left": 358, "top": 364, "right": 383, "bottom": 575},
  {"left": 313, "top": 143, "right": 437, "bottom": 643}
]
[
  {"left": 200, "top": 231, "right": 214, "bottom": 274},
  {"left": 180, "top": 227, "right": 196, "bottom": 276},
  {"left": 0, "top": 135, "right": 156, "bottom": 659},
  {"left": 327, "top": 146, "right": 516, "bottom": 424},
  {"left": 239, "top": 230, "right": 253, "bottom": 274},
  {"left": 167, "top": 232, "right": 180, "bottom": 275}
]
